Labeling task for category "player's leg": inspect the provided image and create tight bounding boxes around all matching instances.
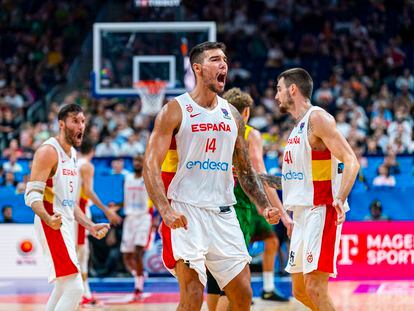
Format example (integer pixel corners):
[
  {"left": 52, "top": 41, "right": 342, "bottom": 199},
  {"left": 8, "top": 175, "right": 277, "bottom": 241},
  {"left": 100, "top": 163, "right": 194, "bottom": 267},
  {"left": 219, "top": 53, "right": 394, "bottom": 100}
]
[
  {"left": 169, "top": 202, "right": 210, "bottom": 310},
  {"left": 134, "top": 245, "right": 145, "bottom": 292},
  {"left": 207, "top": 206, "right": 252, "bottom": 310},
  {"left": 47, "top": 273, "right": 84, "bottom": 311},
  {"left": 206, "top": 269, "right": 222, "bottom": 311},
  {"left": 301, "top": 204, "right": 342, "bottom": 310},
  {"left": 222, "top": 264, "right": 252, "bottom": 310},
  {"left": 176, "top": 259, "right": 205, "bottom": 310},
  {"left": 304, "top": 271, "right": 334, "bottom": 310},
  {"left": 291, "top": 273, "right": 316, "bottom": 310}
]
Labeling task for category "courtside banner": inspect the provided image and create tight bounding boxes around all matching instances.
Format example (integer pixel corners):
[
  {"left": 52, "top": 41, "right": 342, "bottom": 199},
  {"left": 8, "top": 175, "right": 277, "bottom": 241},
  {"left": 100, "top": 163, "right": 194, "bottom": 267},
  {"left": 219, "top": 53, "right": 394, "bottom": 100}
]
[
  {"left": 0, "top": 224, "right": 48, "bottom": 278},
  {"left": 337, "top": 221, "right": 414, "bottom": 279}
]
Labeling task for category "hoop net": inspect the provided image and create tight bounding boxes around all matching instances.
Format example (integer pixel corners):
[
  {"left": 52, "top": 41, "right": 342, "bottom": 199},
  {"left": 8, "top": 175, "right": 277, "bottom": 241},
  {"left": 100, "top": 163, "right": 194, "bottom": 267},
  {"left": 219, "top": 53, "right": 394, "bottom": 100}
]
[{"left": 134, "top": 81, "right": 167, "bottom": 116}]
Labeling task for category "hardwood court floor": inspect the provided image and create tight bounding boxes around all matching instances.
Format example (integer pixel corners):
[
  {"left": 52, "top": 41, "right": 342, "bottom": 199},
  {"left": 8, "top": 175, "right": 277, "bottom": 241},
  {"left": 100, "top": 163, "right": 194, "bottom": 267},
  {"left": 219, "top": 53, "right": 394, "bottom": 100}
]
[{"left": 0, "top": 279, "right": 413, "bottom": 311}]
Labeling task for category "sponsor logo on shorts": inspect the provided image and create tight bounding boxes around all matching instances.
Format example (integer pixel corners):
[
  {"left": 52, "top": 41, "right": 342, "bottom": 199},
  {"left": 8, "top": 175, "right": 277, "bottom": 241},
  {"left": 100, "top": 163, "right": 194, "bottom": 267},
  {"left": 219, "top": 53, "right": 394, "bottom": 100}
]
[
  {"left": 289, "top": 251, "right": 296, "bottom": 266},
  {"left": 282, "top": 170, "right": 304, "bottom": 181},
  {"left": 307, "top": 252, "right": 313, "bottom": 263},
  {"left": 186, "top": 159, "right": 229, "bottom": 171}
]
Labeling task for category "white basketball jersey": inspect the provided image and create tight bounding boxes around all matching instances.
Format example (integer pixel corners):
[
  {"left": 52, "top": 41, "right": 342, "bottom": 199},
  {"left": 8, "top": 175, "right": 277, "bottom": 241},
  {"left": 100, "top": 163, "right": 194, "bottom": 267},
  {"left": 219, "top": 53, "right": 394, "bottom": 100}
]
[
  {"left": 167, "top": 92, "right": 238, "bottom": 208},
  {"left": 124, "top": 173, "right": 149, "bottom": 216},
  {"left": 282, "top": 106, "right": 349, "bottom": 211},
  {"left": 42, "top": 137, "right": 79, "bottom": 221}
]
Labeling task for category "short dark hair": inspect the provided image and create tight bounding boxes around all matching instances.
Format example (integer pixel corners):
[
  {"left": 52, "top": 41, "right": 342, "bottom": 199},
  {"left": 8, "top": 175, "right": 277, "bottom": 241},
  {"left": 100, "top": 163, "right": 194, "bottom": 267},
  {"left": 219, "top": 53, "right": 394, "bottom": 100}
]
[
  {"left": 222, "top": 88, "right": 253, "bottom": 114},
  {"left": 79, "top": 138, "right": 94, "bottom": 154},
  {"left": 58, "top": 103, "right": 83, "bottom": 121},
  {"left": 189, "top": 41, "right": 226, "bottom": 66},
  {"left": 2, "top": 205, "right": 11, "bottom": 213},
  {"left": 277, "top": 68, "right": 313, "bottom": 99}
]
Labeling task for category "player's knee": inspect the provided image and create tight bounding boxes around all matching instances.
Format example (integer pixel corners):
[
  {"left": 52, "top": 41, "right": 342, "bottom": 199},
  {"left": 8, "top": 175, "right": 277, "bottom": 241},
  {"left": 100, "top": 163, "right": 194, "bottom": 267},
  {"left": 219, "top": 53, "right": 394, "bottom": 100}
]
[
  {"left": 304, "top": 280, "right": 322, "bottom": 302},
  {"left": 181, "top": 280, "right": 204, "bottom": 309},
  {"left": 230, "top": 281, "right": 252, "bottom": 306}
]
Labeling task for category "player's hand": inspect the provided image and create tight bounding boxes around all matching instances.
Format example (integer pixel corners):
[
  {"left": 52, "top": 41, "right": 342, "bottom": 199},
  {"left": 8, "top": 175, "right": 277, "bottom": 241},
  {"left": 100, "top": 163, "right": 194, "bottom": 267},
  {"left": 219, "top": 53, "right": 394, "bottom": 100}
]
[
  {"left": 163, "top": 208, "right": 188, "bottom": 230},
  {"left": 46, "top": 213, "right": 62, "bottom": 230},
  {"left": 105, "top": 208, "right": 122, "bottom": 226},
  {"left": 263, "top": 207, "right": 280, "bottom": 225},
  {"left": 90, "top": 223, "right": 110, "bottom": 240},
  {"left": 281, "top": 211, "right": 293, "bottom": 238},
  {"left": 332, "top": 198, "right": 346, "bottom": 225}
]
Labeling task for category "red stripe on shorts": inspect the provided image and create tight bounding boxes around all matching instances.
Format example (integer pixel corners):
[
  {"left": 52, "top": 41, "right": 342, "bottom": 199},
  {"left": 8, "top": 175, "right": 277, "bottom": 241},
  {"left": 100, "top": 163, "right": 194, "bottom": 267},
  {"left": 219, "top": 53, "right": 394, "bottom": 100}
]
[
  {"left": 317, "top": 204, "right": 337, "bottom": 273},
  {"left": 42, "top": 200, "right": 78, "bottom": 278},
  {"left": 77, "top": 198, "right": 88, "bottom": 245}
]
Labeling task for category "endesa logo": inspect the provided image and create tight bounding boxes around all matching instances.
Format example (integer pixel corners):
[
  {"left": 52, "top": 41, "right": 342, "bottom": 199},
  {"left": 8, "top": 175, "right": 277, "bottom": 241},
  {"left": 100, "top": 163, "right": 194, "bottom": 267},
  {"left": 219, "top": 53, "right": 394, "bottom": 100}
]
[
  {"left": 282, "top": 170, "right": 304, "bottom": 181},
  {"left": 62, "top": 199, "right": 76, "bottom": 207},
  {"left": 186, "top": 159, "right": 229, "bottom": 171}
]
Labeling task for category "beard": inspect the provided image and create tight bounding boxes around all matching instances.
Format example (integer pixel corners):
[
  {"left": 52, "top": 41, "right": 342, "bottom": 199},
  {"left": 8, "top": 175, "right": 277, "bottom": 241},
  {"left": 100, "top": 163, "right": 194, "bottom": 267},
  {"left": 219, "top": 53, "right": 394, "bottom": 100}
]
[
  {"left": 278, "top": 93, "right": 294, "bottom": 114},
  {"left": 64, "top": 127, "right": 81, "bottom": 147},
  {"left": 134, "top": 167, "right": 143, "bottom": 175}
]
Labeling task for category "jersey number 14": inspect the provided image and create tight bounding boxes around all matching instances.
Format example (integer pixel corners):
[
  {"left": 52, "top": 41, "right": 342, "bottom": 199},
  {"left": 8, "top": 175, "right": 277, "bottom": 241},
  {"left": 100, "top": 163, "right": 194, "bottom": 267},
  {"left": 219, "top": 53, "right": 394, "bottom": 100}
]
[{"left": 205, "top": 138, "right": 217, "bottom": 153}]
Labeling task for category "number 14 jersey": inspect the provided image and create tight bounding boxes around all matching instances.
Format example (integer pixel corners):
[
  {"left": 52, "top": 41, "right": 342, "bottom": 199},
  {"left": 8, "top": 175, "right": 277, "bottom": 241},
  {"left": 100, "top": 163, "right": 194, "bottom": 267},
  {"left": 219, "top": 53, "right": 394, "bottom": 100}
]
[{"left": 167, "top": 92, "right": 238, "bottom": 209}]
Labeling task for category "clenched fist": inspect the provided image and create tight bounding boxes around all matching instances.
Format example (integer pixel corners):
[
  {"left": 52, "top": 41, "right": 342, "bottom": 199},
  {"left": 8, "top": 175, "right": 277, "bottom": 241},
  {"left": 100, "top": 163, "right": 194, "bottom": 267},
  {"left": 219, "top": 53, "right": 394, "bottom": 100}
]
[
  {"left": 163, "top": 208, "right": 188, "bottom": 230},
  {"left": 263, "top": 207, "right": 280, "bottom": 224},
  {"left": 90, "top": 223, "right": 110, "bottom": 240},
  {"left": 46, "top": 213, "right": 62, "bottom": 230}
]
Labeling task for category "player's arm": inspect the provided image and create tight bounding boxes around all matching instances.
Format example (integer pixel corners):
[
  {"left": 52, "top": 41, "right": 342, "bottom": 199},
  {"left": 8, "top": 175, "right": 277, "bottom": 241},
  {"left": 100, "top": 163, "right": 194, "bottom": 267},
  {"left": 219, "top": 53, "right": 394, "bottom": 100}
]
[
  {"left": 248, "top": 129, "right": 293, "bottom": 235},
  {"left": 310, "top": 110, "right": 360, "bottom": 224},
  {"left": 80, "top": 162, "right": 122, "bottom": 225},
  {"left": 25, "top": 145, "right": 62, "bottom": 230},
  {"left": 74, "top": 204, "right": 110, "bottom": 240},
  {"left": 230, "top": 105, "right": 280, "bottom": 224},
  {"left": 143, "top": 100, "right": 188, "bottom": 229}
]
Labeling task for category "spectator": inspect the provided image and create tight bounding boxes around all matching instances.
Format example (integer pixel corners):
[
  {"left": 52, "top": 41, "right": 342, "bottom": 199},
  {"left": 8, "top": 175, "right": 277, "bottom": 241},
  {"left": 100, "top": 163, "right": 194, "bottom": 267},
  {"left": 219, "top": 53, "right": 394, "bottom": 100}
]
[
  {"left": 364, "top": 200, "right": 391, "bottom": 221},
  {"left": 95, "top": 136, "right": 120, "bottom": 157},
  {"left": 110, "top": 159, "right": 130, "bottom": 176},
  {"left": 2, "top": 171, "right": 18, "bottom": 188},
  {"left": 2, "top": 153, "right": 23, "bottom": 173},
  {"left": 118, "top": 134, "right": 144, "bottom": 157},
  {"left": 373, "top": 164, "right": 396, "bottom": 187},
  {"left": 1, "top": 205, "right": 14, "bottom": 223}
]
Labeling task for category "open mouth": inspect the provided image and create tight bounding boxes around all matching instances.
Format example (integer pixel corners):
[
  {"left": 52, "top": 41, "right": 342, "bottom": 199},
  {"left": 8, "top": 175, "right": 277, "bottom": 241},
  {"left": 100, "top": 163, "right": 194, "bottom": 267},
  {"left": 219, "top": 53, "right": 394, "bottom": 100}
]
[
  {"left": 76, "top": 132, "right": 82, "bottom": 140},
  {"left": 217, "top": 73, "right": 226, "bottom": 85}
]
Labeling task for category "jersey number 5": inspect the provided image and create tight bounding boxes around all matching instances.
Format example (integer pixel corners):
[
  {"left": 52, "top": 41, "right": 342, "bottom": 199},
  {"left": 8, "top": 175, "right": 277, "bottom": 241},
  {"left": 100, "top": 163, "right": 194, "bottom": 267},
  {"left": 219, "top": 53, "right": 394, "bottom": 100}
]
[
  {"left": 205, "top": 138, "right": 217, "bottom": 153},
  {"left": 284, "top": 150, "right": 293, "bottom": 164}
]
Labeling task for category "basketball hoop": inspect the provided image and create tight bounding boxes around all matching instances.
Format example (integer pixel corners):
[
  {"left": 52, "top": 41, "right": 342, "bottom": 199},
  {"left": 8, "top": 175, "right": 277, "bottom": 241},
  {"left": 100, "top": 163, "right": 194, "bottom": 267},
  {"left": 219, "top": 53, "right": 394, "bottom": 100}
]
[{"left": 134, "top": 80, "right": 167, "bottom": 116}]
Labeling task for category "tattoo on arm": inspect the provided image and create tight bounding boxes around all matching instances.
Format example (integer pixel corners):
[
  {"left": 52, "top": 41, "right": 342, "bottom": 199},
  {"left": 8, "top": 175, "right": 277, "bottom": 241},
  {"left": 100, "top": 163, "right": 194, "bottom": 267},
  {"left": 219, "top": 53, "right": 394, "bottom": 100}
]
[
  {"left": 230, "top": 105, "right": 270, "bottom": 211},
  {"left": 259, "top": 173, "right": 282, "bottom": 190}
]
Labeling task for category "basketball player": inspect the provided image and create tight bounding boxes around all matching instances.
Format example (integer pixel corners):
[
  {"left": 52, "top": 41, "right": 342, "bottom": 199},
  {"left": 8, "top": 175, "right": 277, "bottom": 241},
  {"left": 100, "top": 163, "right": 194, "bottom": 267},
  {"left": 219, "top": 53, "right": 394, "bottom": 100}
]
[
  {"left": 24, "top": 103, "right": 110, "bottom": 311},
  {"left": 275, "top": 68, "right": 359, "bottom": 311},
  {"left": 76, "top": 138, "right": 122, "bottom": 305},
  {"left": 143, "top": 42, "right": 280, "bottom": 311},
  {"left": 121, "top": 154, "right": 153, "bottom": 300},
  {"left": 206, "top": 88, "right": 291, "bottom": 310}
]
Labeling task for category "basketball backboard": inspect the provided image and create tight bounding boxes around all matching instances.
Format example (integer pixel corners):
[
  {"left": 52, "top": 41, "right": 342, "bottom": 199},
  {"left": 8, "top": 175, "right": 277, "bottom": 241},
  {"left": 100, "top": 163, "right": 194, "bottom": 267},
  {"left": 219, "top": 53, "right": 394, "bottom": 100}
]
[{"left": 92, "top": 22, "right": 216, "bottom": 97}]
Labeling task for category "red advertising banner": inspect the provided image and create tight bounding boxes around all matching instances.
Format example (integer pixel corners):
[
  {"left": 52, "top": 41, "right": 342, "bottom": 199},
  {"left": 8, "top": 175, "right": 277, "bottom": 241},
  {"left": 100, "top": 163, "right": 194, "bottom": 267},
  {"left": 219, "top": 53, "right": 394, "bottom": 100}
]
[{"left": 337, "top": 221, "right": 414, "bottom": 279}]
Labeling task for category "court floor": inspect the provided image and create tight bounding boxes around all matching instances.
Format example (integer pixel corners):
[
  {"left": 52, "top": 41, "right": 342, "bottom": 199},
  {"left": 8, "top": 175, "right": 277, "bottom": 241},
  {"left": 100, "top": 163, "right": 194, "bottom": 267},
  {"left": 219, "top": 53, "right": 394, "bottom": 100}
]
[{"left": 0, "top": 276, "right": 413, "bottom": 310}]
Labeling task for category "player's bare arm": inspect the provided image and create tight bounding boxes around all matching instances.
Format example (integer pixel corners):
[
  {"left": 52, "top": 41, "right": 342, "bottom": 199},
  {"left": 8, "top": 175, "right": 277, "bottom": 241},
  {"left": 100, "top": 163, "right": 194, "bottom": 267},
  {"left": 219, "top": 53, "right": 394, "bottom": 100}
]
[
  {"left": 74, "top": 205, "right": 110, "bottom": 240},
  {"left": 309, "top": 110, "right": 360, "bottom": 224},
  {"left": 25, "top": 145, "right": 62, "bottom": 230},
  {"left": 143, "top": 100, "right": 188, "bottom": 230},
  {"left": 80, "top": 162, "right": 122, "bottom": 225},
  {"left": 258, "top": 174, "right": 282, "bottom": 190},
  {"left": 229, "top": 105, "right": 280, "bottom": 224},
  {"left": 249, "top": 128, "right": 293, "bottom": 235}
]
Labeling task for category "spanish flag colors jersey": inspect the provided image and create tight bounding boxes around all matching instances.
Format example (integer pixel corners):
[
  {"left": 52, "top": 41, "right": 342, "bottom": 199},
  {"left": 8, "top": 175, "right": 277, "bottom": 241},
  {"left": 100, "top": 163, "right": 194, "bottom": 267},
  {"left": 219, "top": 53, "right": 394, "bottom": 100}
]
[
  {"left": 281, "top": 106, "right": 350, "bottom": 211},
  {"left": 165, "top": 92, "right": 238, "bottom": 209}
]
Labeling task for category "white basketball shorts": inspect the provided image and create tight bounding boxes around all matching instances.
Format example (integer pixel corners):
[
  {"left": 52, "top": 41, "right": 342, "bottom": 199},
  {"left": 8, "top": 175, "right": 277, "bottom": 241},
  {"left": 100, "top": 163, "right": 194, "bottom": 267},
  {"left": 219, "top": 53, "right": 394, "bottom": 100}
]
[
  {"left": 121, "top": 213, "right": 152, "bottom": 253},
  {"left": 34, "top": 215, "right": 80, "bottom": 283},
  {"left": 285, "top": 204, "right": 342, "bottom": 277},
  {"left": 161, "top": 201, "right": 251, "bottom": 289}
]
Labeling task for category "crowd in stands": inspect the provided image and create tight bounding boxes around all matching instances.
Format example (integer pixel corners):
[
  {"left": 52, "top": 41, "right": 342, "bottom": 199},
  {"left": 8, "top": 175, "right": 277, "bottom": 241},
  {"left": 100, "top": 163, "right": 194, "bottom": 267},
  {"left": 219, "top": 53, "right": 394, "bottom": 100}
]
[{"left": 1, "top": 0, "right": 414, "bottom": 196}]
